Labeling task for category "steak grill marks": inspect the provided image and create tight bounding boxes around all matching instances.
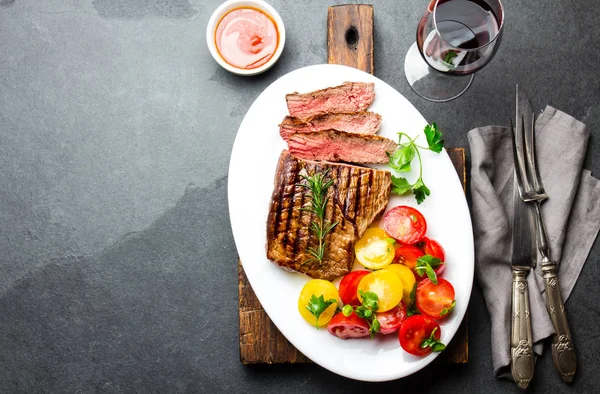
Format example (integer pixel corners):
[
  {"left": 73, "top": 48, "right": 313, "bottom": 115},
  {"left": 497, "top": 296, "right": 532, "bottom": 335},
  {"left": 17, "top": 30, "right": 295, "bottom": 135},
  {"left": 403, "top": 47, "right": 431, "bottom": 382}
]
[{"left": 266, "top": 151, "right": 391, "bottom": 280}]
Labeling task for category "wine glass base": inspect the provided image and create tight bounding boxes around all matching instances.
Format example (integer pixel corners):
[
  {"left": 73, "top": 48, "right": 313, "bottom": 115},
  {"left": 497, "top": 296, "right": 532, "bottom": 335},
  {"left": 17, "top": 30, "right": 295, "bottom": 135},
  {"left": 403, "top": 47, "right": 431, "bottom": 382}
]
[{"left": 404, "top": 42, "right": 474, "bottom": 103}]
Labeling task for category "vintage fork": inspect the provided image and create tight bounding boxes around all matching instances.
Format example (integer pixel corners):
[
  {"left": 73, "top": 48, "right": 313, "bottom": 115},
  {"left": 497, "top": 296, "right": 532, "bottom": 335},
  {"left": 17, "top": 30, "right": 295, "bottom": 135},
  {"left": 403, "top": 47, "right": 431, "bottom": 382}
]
[{"left": 515, "top": 114, "right": 577, "bottom": 383}]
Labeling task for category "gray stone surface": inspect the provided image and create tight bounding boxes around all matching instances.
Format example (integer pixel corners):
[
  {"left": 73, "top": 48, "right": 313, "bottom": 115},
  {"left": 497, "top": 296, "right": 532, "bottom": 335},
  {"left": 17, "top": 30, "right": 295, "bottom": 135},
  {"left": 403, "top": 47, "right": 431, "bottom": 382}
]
[{"left": 0, "top": 0, "right": 598, "bottom": 392}]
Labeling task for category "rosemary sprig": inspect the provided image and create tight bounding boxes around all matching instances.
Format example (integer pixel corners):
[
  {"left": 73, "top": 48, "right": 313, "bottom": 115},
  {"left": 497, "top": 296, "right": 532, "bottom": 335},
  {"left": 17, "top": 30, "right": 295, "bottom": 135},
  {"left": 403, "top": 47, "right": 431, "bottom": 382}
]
[{"left": 296, "top": 169, "right": 338, "bottom": 266}]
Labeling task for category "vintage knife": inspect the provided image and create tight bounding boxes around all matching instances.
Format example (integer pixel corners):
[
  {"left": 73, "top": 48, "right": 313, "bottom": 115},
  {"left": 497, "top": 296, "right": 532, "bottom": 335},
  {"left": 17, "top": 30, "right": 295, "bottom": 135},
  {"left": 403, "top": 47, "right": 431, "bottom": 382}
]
[
  {"left": 509, "top": 168, "right": 536, "bottom": 390},
  {"left": 517, "top": 86, "right": 577, "bottom": 382}
]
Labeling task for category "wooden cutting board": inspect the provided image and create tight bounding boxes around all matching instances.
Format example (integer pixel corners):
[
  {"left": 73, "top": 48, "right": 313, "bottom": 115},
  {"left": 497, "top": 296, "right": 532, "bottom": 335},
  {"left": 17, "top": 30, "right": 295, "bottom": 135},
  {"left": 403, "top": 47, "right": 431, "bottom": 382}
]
[{"left": 238, "top": 4, "right": 468, "bottom": 365}]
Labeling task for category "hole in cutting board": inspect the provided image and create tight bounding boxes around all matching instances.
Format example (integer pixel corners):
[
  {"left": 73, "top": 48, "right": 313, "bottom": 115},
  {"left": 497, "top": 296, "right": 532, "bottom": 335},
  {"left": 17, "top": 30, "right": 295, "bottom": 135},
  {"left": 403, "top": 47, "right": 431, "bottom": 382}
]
[{"left": 345, "top": 26, "right": 359, "bottom": 50}]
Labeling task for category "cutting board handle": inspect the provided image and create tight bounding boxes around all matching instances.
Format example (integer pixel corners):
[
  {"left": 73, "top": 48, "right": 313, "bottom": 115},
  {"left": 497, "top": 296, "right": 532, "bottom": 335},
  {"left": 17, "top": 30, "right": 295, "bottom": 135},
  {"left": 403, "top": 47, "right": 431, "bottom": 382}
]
[{"left": 327, "top": 5, "right": 374, "bottom": 75}]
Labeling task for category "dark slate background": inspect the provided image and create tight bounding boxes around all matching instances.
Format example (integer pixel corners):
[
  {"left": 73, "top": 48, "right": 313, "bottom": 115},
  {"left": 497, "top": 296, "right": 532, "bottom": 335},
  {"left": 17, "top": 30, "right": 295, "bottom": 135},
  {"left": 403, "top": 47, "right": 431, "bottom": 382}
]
[{"left": 1, "top": 0, "right": 599, "bottom": 392}]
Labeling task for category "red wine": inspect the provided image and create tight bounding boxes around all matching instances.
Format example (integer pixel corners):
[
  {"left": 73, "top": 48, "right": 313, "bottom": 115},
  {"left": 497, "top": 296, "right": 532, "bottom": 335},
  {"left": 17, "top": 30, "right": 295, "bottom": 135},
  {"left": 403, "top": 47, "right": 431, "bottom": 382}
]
[{"left": 417, "top": 0, "right": 503, "bottom": 75}]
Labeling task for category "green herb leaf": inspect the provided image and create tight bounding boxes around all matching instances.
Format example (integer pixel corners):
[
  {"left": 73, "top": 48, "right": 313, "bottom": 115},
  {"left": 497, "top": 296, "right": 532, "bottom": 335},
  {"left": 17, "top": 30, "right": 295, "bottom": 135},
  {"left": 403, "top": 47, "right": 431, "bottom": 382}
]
[
  {"left": 391, "top": 176, "right": 412, "bottom": 195},
  {"left": 354, "top": 291, "right": 382, "bottom": 339},
  {"left": 369, "top": 318, "right": 381, "bottom": 338},
  {"left": 359, "top": 290, "right": 379, "bottom": 312},
  {"left": 388, "top": 144, "right": 416, "bottom": 173},
  {"left": 406, "top": 283, "right": 420, "bottom": 317},
  {"left": 416, "top": 255, "right": 442, "bottom": 284},
  {"left": 418, "top": 255, "right": 443, "bottom": 269},
  {"left": 424, "top": 123, "right": 444, "bottom": 153},
  {"left": 415, "top": 262, "right": 436, "bottom": 284},
  {"left": 385, "top": 237, "right": 397, "bottom": 245},
  {"left": 354, "top": 306, "right": 367, "bottom": 319},
  {"left": 440, "top": 300, "right": 456, "bottom": 317},
  {"left": 305, "top": 294, "right": 337, "bottom": 328},
  {"left": 412, "top": 179, "right": 431, "bottom": 205},
  {"left": 387, "top": 124, "right": 444, "bottom": 204},
  {"left": 442, "top": 51, "right": 458, "bottom": 65},
  {"left": 420, "top": 327, "right": 446, "bottom": 352}
]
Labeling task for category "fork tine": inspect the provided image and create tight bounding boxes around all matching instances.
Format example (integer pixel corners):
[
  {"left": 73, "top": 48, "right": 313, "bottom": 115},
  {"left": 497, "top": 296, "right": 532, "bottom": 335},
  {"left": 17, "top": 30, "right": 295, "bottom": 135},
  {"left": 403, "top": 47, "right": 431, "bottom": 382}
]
[{"left": 523, "top": 112, "right": 545, "bottom": 195}]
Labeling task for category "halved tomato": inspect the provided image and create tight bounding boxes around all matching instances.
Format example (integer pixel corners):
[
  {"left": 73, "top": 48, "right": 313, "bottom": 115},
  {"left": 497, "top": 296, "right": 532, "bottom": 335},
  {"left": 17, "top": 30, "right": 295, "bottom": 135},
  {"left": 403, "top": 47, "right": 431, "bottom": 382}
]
[
  {"left": 357, "top": 270, "right": 403, "bottom": 312},
  {"left": 376, "top": 303, "right": 407, "bottom": 335},
  {"left": 394, "top": 245, "right": 424, "bottom": 271},
  {"left": 383, "top": 206, "right": 427, "bottom": 244},
  {"left": 399, "top": 315, "right": 444, "bottom": 356},
  {"left": 421, "top": 237, "right": 446, "bottom": 262},
  {"left": 354, "top": 228, "right": 395, "bottom": 270},
  {"left": 415, "top": 278, "right": 456, "bottom": 320},
  {"left": 339, "top": 270, "right": 370, "bottom": 306},
  {"left": 383, "top": 264, "right": 416, "bottom": 305},
  {"left": 298, "top": 279, "right": 339, "bottom": 327},
  {"left": 327, "top": 311, "right": 370, "bottom": 339}
]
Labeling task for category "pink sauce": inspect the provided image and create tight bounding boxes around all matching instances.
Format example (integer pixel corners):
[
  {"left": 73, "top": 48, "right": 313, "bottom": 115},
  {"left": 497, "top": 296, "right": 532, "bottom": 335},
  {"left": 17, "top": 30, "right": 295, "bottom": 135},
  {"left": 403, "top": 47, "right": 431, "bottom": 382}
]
[{"left": 215, "top": 7, "right": 279, "bottom": 70}]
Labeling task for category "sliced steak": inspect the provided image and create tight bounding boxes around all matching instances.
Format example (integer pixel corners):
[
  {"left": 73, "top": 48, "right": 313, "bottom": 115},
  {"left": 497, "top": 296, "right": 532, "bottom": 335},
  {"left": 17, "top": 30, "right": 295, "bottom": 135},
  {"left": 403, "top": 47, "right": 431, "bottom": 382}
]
[
  {"left": 266, "top": 150, "right": 392, "bottom": 280},
  {"left": 285, "top": 82, "right": 375, "bottom": 120},
  {"left": 279, "top": 112, "right": 382, "bottom": 141},
  {"left": 287, "top": 129, "right": 397, "bottom": 164}
]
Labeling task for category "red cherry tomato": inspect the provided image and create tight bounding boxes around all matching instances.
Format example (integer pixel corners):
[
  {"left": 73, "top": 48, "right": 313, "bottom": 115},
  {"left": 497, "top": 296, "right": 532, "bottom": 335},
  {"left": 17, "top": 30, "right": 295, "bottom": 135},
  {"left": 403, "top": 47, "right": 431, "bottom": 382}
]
[
  {"left": 415, "top": 278, "right": 456, "bottom": 320},
  {"left": 399, "top": 315, "right": 442, "bottom": 356},
  {"left": 327, "top": 311, "right": 370, "bottom": 339},
  {"left": 383, "top": 206, "right": 427, "bottom": 245},
  {"left": 394, "top": 245, "right": 424, "bottom": 271},
  {"left": 376, "top": 303, "right": 407, "bottom": 335},
  {"left": 422, "top": 237, "right": 445, "bottom": 262},
  {"left": 338, "top": 270, "right": 370, "bottom": 306}
]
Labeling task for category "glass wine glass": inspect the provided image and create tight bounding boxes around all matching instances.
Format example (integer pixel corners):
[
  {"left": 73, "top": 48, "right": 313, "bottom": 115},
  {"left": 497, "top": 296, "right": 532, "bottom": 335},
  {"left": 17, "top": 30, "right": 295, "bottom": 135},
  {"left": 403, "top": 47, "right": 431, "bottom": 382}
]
[{"left": 404, "top": 0, "right": 505, "bottom": 102}]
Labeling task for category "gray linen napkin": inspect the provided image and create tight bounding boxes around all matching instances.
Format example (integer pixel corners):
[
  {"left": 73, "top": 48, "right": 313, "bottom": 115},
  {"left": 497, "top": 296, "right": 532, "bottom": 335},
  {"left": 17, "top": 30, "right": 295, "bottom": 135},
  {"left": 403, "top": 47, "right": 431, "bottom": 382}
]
[{"left": 468, "top": 105, "right": 600, "bottom": 377}]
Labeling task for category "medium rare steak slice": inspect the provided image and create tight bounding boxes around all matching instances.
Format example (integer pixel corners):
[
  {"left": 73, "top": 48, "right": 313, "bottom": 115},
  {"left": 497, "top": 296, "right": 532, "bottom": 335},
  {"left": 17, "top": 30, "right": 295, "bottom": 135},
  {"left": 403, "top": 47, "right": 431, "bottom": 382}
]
[
  {"left": 279, "top": 112, "right": 382, "bottom": 141},
  {"left": 266, "top": 150, "right": 392, "bottom": 280},
  {"left": 285, "top": 82, "right": 375, "bottom": 120},
  {"left": 287, "top": 129, "right": 397, "bottom": 164}
]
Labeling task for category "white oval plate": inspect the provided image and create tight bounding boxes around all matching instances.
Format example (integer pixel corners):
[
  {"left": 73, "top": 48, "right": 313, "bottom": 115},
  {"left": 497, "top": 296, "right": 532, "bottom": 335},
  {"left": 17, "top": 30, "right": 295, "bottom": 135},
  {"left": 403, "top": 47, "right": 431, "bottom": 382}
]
[{"left": 228, "top": 64, "right": 474, "bottom": 382}]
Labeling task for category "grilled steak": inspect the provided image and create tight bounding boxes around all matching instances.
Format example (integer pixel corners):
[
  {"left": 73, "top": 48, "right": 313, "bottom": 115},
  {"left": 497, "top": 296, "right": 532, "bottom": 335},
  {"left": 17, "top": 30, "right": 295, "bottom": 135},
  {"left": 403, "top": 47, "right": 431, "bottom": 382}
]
[
  {"left": 279, "top": 112, "right": 382, "bottom": 141},
  {"left": 287, "top": 129, "right": 397, "bottom": 164},
  {"left": 285, "top": 82, "right": 375, "bottom": 120},
  {"left": 266, "top": 150, "right": 392, "bottom": 280}
]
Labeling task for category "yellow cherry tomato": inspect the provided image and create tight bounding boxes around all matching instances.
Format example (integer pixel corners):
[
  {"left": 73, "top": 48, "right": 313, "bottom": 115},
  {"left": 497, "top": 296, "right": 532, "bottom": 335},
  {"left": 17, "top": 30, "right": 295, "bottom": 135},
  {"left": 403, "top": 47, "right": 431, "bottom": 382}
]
[
  {"left": 298, "top": 279, "right": 339, "bottom": 327},
  {"left": 354, "top": 228, "right": 395, "bottom": 270},
  {"left": 357, "top": 270, "right": 403, "bottom": 312},
  {"left": 383, "top": 264, "right": 416, "bottom": 305}
]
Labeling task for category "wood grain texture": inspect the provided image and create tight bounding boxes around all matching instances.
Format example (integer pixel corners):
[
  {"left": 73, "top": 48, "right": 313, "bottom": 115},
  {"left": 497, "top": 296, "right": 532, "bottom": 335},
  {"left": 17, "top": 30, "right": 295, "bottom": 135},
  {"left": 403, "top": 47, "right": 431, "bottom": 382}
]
[
  {"left": 238, "top": 262, "right": 310, "bottom": 364},
  {"left": 443, "top": 147, "right": 468, "bottom": 364},
  {"left": 238, "top": 148, "right": 468, "bottom": 364},
  {"left": 327, "top": 5, "right": 374, "bottom": 74}
]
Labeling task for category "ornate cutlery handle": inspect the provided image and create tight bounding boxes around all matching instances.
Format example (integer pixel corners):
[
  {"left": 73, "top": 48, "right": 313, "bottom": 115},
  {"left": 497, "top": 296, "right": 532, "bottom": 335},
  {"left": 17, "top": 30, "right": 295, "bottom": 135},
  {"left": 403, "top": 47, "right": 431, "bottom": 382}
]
[
  {"left": 511, "top": 268, "right": 535, "bottom": 390},
  {"left": 532, "top": 201, "right": 577, "bottom": 382},
  {"left": 541, "top": 261, "right": 577, "bottom": 382}
]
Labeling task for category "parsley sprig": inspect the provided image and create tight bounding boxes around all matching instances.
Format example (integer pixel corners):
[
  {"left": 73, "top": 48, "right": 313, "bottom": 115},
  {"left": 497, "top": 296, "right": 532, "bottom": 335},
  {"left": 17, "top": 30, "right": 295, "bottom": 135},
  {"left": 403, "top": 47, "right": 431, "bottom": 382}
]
[
  {"left": 297, "top": 169, "right": 338, "bottom": 266},
  {"left": 387, "top": 123, "right": 444, "bottom": 204},
  {"left": 406, "top": 283, "right": 420, "bottom": 317},
  {"left": 440, "top": 300, "right": 456, "bottom": 317},
  {"left": 346, "top": 290, "right": 381, "bottom": 338},
  {"left": 442, "top": 51, "right": 458, "bottom": 68},
  {"left": 421, "top": 327, "right": 446, "bottom": 352},
  {"left": 305, "top": 294, "right": 337, "bottom": 328},
  {"left": 415, "top": 255, "right": 444, "bottom": 285}
]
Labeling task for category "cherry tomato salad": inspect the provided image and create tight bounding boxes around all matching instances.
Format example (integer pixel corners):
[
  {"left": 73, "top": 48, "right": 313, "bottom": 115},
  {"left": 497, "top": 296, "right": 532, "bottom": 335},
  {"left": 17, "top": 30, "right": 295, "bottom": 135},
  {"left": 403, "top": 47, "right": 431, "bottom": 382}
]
[{"left": 297, "top": 205, "right": 456, "bottom": 357}]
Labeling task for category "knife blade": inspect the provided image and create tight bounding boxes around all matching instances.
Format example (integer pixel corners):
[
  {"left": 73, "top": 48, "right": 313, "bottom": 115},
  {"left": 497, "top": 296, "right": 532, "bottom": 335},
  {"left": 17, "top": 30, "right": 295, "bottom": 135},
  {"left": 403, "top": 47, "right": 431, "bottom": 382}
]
[{"left": 510, "top": 164, "right": 535, "bottom": 390}]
